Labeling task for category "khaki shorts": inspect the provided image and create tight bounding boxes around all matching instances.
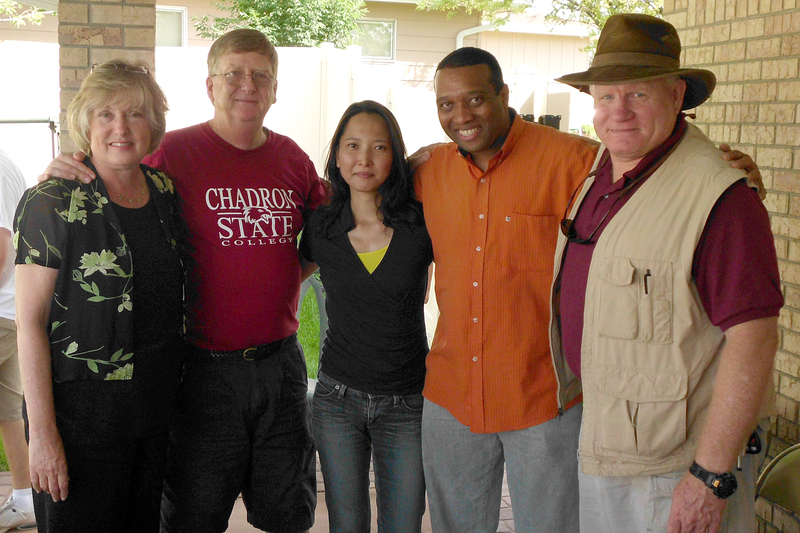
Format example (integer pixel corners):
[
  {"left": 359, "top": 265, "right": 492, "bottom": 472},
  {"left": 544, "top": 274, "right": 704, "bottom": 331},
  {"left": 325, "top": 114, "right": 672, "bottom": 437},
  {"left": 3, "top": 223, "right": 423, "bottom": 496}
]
[
  {"left": 0, "top": 316, "right": 23, "bottom": 421},
  {"left": 578, "top": 421, "right": 768, "bottom": 533}
]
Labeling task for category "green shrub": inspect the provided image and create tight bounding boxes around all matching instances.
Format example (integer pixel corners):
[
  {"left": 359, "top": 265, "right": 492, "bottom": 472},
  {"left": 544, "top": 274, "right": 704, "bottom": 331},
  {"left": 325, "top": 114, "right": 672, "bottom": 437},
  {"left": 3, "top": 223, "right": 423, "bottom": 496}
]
[{"left": 297, "top": 289, "right": 321, "bottom": 379}]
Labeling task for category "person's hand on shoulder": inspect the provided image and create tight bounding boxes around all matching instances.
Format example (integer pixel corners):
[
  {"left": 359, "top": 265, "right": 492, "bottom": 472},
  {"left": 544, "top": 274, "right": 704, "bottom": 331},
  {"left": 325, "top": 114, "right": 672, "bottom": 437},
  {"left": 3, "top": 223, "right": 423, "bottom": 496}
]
[
  {"left": 408, "top": 143, "right": 445, "bottom": 174},
  {"left": 39, "top": 151, "right": 95, "bottom": 184},
  {"left": 719, "top": 144, "right": 764, "bottom": 200}
]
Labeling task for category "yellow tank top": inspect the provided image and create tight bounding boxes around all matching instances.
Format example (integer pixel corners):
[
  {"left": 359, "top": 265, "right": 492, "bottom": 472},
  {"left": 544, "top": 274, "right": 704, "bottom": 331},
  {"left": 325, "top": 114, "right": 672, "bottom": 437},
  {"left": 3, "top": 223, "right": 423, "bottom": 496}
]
[{"left": 357, "top": 244, "right": 389, "bottom": 274}]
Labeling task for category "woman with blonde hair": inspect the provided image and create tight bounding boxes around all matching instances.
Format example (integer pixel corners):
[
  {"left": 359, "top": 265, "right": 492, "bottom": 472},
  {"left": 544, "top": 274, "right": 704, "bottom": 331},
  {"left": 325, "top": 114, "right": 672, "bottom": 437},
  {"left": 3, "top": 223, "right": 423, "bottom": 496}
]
[{"left": 14, "top": 60, "right": 185, "bottom": 532}]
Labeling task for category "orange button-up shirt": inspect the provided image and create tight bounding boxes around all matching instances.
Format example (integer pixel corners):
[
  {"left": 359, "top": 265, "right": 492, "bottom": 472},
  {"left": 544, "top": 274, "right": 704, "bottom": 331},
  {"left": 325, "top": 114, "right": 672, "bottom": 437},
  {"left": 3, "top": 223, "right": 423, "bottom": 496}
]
[{"left": 416, "top": 114, "right": 598, "bottom": 433}]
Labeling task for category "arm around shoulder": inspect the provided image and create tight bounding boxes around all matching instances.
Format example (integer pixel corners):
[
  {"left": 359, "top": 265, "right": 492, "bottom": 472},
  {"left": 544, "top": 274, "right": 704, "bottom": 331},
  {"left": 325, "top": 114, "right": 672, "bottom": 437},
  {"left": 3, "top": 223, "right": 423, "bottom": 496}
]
[{"left": 41, "top": 152, "right": 94, "bottom": 184}]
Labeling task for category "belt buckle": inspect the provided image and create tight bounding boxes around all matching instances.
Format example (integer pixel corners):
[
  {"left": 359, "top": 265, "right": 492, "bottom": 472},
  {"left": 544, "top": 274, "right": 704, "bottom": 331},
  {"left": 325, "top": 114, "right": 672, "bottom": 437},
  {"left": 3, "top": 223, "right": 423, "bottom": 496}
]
[{"left": 242, "top": 347, "right": 257, "bottom": 361}]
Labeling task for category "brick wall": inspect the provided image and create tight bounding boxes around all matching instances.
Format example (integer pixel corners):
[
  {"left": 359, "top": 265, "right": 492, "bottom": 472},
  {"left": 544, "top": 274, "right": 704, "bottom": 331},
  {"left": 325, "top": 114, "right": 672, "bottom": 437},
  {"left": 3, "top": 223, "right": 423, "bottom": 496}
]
[
  {"left": 58, "top": 0, "right": 156, "bottom": 152},
  {"left": 663, "top": 1, "right": 800, "bottom": 532}
]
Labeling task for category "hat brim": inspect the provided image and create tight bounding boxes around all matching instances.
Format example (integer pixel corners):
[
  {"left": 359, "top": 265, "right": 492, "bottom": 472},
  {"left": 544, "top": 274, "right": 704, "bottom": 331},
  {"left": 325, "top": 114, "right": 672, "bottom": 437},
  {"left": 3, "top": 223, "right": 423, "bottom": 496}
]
[{"left": 555, "top": 66, "right": 716, "bottom": 110}]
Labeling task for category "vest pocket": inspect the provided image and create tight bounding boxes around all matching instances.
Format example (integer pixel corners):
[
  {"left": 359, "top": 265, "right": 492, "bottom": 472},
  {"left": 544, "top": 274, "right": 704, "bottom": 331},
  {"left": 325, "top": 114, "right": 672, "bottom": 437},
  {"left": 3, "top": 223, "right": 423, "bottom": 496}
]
[
  {"left": 597, "top": 257, "right": 673, "bottom": 344},
  {"left": 597, "top": 258, "right": 638, "bottom": 339},
  {"left": 594, "top": 366, "right": 688, "bottom": 459}
]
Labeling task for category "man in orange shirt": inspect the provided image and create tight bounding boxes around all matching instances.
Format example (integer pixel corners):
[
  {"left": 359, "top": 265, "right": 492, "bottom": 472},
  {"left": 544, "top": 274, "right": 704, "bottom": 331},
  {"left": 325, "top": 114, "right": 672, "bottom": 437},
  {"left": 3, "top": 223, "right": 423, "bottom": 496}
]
[
  {"left": 415, "top": 47, "right": 760, "bottom": 533},
  {"left": 415, "top": 47, "right": 598, "bottom": 533}
]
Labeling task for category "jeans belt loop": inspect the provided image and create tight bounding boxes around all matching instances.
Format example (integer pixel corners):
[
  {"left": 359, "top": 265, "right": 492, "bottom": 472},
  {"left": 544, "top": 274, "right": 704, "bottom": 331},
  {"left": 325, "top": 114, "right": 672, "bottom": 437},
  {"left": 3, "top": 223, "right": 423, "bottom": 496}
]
[{"left": 336, "top": 383, "right": 347, "bottom": 399}]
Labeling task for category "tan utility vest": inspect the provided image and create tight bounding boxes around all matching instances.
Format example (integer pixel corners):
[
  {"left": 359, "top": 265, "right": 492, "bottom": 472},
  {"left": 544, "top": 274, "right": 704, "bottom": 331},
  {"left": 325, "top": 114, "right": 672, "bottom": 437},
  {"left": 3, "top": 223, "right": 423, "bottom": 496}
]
[{"left": 549, "top": 123, "right": 773, "bottom": 477}]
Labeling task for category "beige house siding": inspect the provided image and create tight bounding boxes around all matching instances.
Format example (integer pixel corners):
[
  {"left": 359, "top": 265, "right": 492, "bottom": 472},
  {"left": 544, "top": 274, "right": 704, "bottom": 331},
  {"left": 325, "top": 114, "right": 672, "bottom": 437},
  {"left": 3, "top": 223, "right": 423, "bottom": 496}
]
[
  {"left": 664, "top": 1, "right": 800, "bottom": 532},
  {"left": 177, "top": 0, "right": 224, "bottom": 47},
  {"left": 363, "top": 1, "right": 479, "bottom": 63},
  {"left": 0, "top": 13, "right": 57, "bottom": 42},
  {"left": 359, "top": 3, "right": 592, "bottom": 130},
  {"left": 479, "top": 30, "right": 589, "bottom": 80}
]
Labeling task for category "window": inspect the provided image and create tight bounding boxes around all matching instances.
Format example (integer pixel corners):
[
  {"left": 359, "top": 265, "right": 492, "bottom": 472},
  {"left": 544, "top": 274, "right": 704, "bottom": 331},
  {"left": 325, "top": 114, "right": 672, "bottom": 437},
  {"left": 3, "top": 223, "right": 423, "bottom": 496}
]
[
  {"left": 156, "top": 6, "right": 187, "bottom": 47},
  {"left": 356, "top": 19, "right": 395, "bottom": 61}
]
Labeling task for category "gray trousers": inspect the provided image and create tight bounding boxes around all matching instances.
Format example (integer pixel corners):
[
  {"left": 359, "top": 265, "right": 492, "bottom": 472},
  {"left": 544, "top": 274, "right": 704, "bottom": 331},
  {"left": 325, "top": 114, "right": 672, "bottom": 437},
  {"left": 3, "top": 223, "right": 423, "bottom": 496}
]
[{"left": 422, "top": 399, "right": 581, "bottom": 533}]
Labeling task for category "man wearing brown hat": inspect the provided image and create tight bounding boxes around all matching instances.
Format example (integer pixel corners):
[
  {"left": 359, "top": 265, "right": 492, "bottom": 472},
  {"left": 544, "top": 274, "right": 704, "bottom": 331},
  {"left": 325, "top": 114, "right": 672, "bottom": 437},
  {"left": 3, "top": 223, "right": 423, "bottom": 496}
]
[{"left": 551, "top": 13, "right": 783, "bottom": 533}]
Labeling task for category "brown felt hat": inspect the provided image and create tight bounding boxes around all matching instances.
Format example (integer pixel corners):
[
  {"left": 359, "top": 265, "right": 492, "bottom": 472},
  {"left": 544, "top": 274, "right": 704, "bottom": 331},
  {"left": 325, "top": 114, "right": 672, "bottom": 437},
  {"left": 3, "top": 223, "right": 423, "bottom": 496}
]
[{"left": 555, "top": 14, "right": 716, "bottom": 110}]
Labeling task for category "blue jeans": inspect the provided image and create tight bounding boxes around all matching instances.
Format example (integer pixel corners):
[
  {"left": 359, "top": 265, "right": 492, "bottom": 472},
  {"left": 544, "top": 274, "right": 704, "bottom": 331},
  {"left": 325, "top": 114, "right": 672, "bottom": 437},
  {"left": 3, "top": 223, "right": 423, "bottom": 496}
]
[{"left": 312, "top": 372, "right": 426, "bottom": 533}]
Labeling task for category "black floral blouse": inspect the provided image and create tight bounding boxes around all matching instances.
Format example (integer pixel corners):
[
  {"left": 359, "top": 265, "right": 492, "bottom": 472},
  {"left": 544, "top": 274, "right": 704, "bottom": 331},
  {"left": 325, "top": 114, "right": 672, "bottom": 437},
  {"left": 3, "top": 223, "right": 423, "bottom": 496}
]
[{"left": 14, "top": 161, "right": 183, "bottom": 383}]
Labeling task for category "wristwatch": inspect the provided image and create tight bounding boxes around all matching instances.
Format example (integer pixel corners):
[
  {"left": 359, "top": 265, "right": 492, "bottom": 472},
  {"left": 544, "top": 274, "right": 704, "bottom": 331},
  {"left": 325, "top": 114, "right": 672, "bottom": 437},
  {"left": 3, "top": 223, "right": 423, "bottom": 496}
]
[{"left": 689, "top": 461, "right": 738, "bottom": 499}]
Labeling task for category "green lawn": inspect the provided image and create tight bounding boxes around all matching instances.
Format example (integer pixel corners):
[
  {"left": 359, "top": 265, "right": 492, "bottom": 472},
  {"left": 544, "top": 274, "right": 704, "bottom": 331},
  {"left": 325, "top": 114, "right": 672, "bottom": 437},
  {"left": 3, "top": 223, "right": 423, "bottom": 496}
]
[
  {"left": 0, "top": 439, "right": 7, "bottom": 472},
  {"left": 297, "top": 288, "right": 321, "bottom": 379}
]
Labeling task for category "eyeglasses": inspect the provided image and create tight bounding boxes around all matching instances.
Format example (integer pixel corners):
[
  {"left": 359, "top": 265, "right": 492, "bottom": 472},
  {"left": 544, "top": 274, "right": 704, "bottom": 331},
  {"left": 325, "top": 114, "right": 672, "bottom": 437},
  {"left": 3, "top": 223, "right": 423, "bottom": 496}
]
[
  {"left": 211, "top": 70, "right": 275, "bottom": 87},
  {"left": 91, "top": 63, "right": 150, "bottom": 74}
]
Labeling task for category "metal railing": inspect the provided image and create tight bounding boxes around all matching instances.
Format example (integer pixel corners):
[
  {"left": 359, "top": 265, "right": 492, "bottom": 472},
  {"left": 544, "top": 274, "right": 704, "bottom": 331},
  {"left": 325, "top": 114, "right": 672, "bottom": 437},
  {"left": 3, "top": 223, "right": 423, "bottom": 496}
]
[{"left": 0, "top": 118, "right": 58, "bottom": 159}]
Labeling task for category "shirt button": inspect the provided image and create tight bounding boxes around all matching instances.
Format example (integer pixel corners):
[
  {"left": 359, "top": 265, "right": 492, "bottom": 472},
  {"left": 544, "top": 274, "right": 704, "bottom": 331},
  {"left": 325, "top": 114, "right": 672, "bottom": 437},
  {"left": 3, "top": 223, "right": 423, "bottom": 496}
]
[
  {"left": 479, "top": 214, "right": 484, "bottom": 219},
  {"left": 476, "top": 246, "right": 481, "bottom": 251},
  {"left": 480, "top": 178, "right": 486, "bottom": 183},
  {"left": 603, "top": 194, "right": 609, "bottom": 199},
  {"left": 505, "top": 216, "right": 511, "bottom": 222},
  {"left": 473, "top": 317, "right": 478, "bottom": 323},
  {"left": 472, "top": 357, "right": 478, "bottom": 362},
  {"left": 473, "top": 281, "right": 478, "bottom": 287}
]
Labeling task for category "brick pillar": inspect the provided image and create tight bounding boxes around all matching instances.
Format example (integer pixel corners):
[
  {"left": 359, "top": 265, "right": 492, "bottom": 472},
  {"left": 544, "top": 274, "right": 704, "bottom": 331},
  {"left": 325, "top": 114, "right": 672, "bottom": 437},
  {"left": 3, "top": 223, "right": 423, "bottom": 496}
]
[{"left": 57, "top": 0, "right": 156, "bottom": 153}]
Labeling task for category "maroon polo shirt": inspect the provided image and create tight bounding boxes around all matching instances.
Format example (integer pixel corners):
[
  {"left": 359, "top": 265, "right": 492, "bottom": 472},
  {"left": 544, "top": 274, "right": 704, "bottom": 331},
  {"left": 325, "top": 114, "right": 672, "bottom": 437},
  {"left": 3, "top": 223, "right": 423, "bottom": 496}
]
[{"left": 559, "top": 118, "right": 783, "bottom": 379}]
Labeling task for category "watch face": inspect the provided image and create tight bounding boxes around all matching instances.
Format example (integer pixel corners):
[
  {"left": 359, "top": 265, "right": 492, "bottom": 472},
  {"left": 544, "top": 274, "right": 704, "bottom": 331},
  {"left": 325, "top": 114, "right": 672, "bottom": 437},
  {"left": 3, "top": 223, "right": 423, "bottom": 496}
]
[{"left": 712, "top": 473, "right": 738, "bottom": 499}]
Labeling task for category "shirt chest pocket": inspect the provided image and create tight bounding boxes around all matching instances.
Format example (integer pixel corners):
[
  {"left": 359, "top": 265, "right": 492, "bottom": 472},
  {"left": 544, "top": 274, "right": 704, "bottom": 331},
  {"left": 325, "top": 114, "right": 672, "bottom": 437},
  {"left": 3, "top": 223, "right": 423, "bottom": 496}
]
[
  {"left": 501, "top": 213, "right": 559, "bottom": 272},
  {"left": 596, "top": 257, "right": 673, "bottom": 344}
]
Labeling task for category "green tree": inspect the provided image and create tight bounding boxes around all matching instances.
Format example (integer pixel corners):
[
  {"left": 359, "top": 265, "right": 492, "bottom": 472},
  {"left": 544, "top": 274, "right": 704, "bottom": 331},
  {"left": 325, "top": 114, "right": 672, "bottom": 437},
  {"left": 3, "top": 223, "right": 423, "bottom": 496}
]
[
  {"left": 416, "top": 0, "right": 663, "bottom": 49},
  {"left": 1, "top": 0, "right": 50, "bottom": 27},
  {"left": 415, "top": 0, "right": 523, "bottom": 25},
  {"left": 194, "top": 0, "right": 366, "bottom": 48},
  {"left": 545, "top": 0, "right": 662, "bottom": 46}
]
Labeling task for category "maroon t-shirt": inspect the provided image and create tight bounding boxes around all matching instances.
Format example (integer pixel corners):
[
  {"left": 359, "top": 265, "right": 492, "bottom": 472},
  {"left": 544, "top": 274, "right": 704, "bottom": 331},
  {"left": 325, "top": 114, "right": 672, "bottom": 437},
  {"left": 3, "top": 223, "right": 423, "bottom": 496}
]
[
  {"left": 559, "top": 122, "right": 783, "bottom": 379},
  {"left": 144, "top": 123, "right": 327, "bottom": 350}
]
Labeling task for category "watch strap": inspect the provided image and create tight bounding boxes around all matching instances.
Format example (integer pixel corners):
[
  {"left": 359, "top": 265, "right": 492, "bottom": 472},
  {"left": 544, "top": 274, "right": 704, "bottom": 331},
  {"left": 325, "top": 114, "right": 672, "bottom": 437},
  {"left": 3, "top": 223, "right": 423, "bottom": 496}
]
[
  {"left": 689, "top": 461, "right": 714, "bottom": 487},
  {"left": 689, "top": 461, "right": 737, "bottom": 499}
]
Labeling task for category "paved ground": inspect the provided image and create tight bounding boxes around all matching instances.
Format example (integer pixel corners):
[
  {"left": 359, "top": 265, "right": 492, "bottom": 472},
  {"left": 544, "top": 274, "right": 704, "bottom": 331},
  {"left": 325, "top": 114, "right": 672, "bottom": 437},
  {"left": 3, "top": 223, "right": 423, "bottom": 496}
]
[{"left": 0, "top": 463, "right": 516, "bottom": 532}]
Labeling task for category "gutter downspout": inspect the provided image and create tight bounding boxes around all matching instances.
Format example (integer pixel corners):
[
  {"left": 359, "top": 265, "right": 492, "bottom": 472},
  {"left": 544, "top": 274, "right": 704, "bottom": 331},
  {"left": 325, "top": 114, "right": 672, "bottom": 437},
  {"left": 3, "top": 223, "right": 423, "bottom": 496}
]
[{"left": 456, "top": 24, "right": 496, "bottom": 48}]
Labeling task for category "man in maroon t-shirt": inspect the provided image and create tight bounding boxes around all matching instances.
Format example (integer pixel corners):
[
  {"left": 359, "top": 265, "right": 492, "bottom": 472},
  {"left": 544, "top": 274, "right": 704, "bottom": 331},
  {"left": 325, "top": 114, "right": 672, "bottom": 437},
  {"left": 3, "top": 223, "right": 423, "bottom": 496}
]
[{"left": 553, "top": 14, "right": 782, "bottom": 533}]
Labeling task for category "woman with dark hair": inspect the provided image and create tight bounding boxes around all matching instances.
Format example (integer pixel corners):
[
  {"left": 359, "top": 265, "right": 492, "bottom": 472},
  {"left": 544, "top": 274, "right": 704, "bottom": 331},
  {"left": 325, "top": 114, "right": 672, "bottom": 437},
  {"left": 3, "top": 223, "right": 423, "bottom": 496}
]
[{"left": 300, "top": 100, "right": 433, "bottom": 532}]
